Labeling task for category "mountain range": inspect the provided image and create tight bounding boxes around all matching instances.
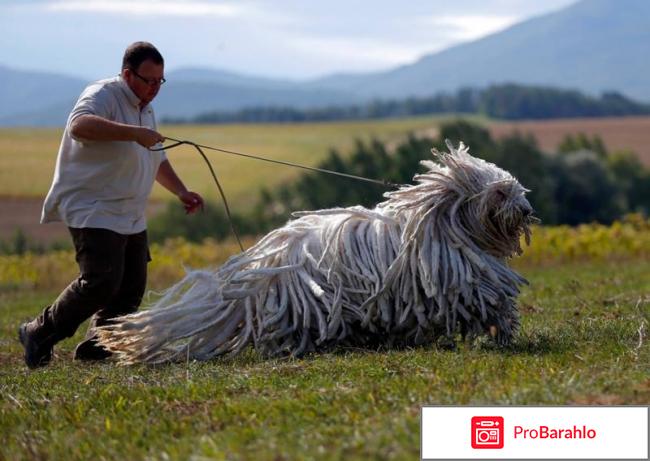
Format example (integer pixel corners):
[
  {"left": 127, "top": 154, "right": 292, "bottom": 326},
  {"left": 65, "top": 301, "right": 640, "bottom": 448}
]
[{"left": 1, "top": 0, "right": 648, "bottom": 126}]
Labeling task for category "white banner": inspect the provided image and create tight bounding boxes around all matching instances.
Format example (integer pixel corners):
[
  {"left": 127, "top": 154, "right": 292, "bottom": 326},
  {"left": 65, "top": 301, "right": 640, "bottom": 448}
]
[{"left": 421, "top": 406, "right": 648, "bottom": 460}]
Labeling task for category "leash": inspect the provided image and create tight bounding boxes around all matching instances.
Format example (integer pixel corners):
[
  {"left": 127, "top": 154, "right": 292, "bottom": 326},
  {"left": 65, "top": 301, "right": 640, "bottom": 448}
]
[
  {"left": 150, "top": 138, "right": 245, "bottom": 252},
  {"left": 151, "top": 136, "right": 401, "bottom": 251},
  {"left": 160, "top": 137, "right": 400, "bottom": 188}
]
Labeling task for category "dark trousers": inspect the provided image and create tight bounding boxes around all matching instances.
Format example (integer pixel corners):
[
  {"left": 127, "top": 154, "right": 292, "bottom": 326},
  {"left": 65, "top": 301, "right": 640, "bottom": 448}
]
[{"left": 34, "top": 227, "right": 150, "bottom": 343}]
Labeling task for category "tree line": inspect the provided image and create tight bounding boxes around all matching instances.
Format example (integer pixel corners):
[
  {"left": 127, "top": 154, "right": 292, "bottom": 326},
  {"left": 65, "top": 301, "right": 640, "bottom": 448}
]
[
  {"left": 148, "top": 120, "right": 650, "bottom": 244},
  {"left": 162, "top": 84, "right": 650, "bottom": 124}
]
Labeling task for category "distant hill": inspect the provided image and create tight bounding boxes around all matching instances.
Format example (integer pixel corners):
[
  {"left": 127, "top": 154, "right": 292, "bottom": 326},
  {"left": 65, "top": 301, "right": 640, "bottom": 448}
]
[
  {"left": 154, "top": 71, "right": 356, "bottom": 119},
  {"left": 0, "top": 65, "right": 85, "bottom": 125},
  {"left": 167, "top": 84, "right": 650, "bottom": 124},
  {"left": 1, "top": 0, "right": 648, "bottom": 126},
  {"left": 309, "top": 0, "right": 650, "bottom": 102},
  {"left": 165, "top": 67, "right": 296, "bottom": 89},
  {"left": 0, "top": 66, "right": 358, "bottom": 126}
]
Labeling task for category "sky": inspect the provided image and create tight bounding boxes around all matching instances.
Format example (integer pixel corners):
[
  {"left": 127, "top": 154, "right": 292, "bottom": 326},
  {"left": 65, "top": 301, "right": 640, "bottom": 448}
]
[{"left": 0, "top": 0, "right": 578, "bottom": 81}]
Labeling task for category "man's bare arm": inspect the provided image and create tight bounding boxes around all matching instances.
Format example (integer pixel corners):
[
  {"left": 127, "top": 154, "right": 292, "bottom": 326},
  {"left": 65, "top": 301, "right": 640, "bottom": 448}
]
[
  {"left": 156, "top": 160, "right": 205, "bottom": 214},
  {"left": 70, "top": 114, "right": 164, "bottom": 148}
]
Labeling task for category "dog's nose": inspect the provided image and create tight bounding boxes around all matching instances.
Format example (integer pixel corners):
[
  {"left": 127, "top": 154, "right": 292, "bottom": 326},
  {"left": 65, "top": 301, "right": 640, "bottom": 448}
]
[
  {"left": 522, "top": 206, "right": 541, "bottom": 224},
  {"left": 520, "top": 201, "right": 535, "bottom": 215}
]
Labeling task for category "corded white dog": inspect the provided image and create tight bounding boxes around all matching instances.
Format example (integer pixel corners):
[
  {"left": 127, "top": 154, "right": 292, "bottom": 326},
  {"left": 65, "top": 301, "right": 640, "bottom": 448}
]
[{"left": 98, "top": 142, "right": 536, "bottom": 363}]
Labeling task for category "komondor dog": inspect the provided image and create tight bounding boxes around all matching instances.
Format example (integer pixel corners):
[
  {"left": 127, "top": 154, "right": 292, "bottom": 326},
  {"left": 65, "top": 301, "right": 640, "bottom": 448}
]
[{"left": 98, "top": 141, "right": 536, "bottom": 364}]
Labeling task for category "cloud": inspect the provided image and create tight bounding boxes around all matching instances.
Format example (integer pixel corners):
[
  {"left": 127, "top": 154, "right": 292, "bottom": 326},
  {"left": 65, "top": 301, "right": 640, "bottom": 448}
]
[
  {"left": 288, "top": 36, "right": 434, "bottom": 71},
  {"left": 43, "top": 0, "right": 246, "bottom": 17},
  {"left": 423, "top": 14, "right": 520, "bottom": 41},
  {"left": 284, "top": 14, "right": 520, "bottom": 73}
]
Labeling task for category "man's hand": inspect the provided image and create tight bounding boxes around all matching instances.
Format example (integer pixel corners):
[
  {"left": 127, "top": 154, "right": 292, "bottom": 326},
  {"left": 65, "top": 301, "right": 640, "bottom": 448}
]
[
  {"left": 135, "top": 127, "right": 165, "bottom": 148},
  {"left": 178, "top": 190, "right": 204, "bottom": 214},
  {"left": 156, "top": 160, "right": 203, "bottom": 213}
]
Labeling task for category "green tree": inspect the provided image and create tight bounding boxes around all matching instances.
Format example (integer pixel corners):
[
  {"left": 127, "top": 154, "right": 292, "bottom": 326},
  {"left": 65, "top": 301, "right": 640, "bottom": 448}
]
[
  {"left": 558, "top": 133, "right": 607, "bottom": 159},
  {"left": 553, "top": 151, "right": 626, "bottom": 225},
  {"left": 608, "top": 150, "right": 650, "bottom": 214}
]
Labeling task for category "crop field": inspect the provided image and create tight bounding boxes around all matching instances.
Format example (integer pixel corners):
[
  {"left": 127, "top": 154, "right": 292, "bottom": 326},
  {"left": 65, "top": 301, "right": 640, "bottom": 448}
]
[
  {"left": 0, "top": 116, "right": 469, "bottom": 204},
  {"left": 489, "top": 115, "right": 650, "bottom": 166},
  {"left": 0, "top": 219, "right": 649, "bottom": 460},
  {"left": 2, "top": 115, "right": 649, "bottom": 203}
]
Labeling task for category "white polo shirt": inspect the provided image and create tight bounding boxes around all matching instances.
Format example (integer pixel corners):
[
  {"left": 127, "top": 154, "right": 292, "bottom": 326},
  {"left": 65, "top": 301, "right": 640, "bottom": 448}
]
[{"left": 41, "top": 76, "right": 167, "bottom": 235}]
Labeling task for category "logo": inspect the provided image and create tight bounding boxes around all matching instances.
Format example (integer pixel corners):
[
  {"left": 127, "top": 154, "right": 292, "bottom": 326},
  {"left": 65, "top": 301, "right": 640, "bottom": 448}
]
[{"left": 471, "top": 416, "right": 504, "bottom": 449}]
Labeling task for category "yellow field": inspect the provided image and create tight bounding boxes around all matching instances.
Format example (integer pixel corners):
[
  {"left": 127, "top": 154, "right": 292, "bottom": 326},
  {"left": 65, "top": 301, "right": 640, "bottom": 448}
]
[
  {"left": 0, "top": 116, "right": 467, "bottom": 207},
  {"left": 2, "top": 215, "right": 649, "bottom": 292}
]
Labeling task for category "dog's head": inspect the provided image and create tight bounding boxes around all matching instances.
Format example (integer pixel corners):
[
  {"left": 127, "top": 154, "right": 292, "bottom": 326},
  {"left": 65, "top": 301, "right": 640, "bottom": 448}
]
[{"left": 383, "top": 141, "right": 537, "bottom": 258}]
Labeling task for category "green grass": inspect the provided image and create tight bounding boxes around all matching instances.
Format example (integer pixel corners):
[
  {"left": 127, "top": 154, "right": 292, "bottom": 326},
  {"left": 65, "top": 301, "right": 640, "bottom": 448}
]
[
  {"left": 0, "top": 115, "right": 484, "bottom": 208},
  {"left": 1, "top": 259, "right": 648, "bottom": 460}
]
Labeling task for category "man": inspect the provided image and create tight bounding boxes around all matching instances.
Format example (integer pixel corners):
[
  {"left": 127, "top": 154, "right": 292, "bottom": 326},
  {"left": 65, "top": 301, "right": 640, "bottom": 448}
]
[{"left": 18, "top": 41, "right": 204, "bottom": 368}]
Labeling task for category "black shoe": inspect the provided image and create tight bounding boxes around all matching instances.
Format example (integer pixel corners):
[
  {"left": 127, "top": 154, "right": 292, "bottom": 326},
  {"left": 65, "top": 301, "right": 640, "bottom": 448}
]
[
  {"left": 18, "top": 323, "right": 54, "bottom": 369},
  {"left": 73, "top": 337, "right": 112, "bottom": 361}
]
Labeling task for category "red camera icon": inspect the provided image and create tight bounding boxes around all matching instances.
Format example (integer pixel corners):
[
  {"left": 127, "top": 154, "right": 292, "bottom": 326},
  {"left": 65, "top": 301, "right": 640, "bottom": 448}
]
[{"left": 471, "top": 416, "right": 504, "bottom": 449}]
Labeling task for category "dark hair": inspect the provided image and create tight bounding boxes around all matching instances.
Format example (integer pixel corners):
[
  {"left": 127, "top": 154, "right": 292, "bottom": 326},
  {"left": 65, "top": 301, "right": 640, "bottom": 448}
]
[{"left": 122, "top": 42, "right": 164, "bottom": 70}]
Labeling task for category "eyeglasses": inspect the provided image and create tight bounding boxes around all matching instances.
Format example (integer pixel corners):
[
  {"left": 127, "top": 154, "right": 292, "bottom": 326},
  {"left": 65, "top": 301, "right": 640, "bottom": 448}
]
[{"left": 130, "top": 69, "right": 166, "bottom": 86}]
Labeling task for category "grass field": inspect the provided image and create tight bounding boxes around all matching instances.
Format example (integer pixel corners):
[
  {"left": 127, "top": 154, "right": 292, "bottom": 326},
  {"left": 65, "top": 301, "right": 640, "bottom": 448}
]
[
  {"left": 1, "top": 221, "right": 649, "bottom": 460},
  {"left": 1, "top": 261, "right": 648, "bottom": 460}
]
